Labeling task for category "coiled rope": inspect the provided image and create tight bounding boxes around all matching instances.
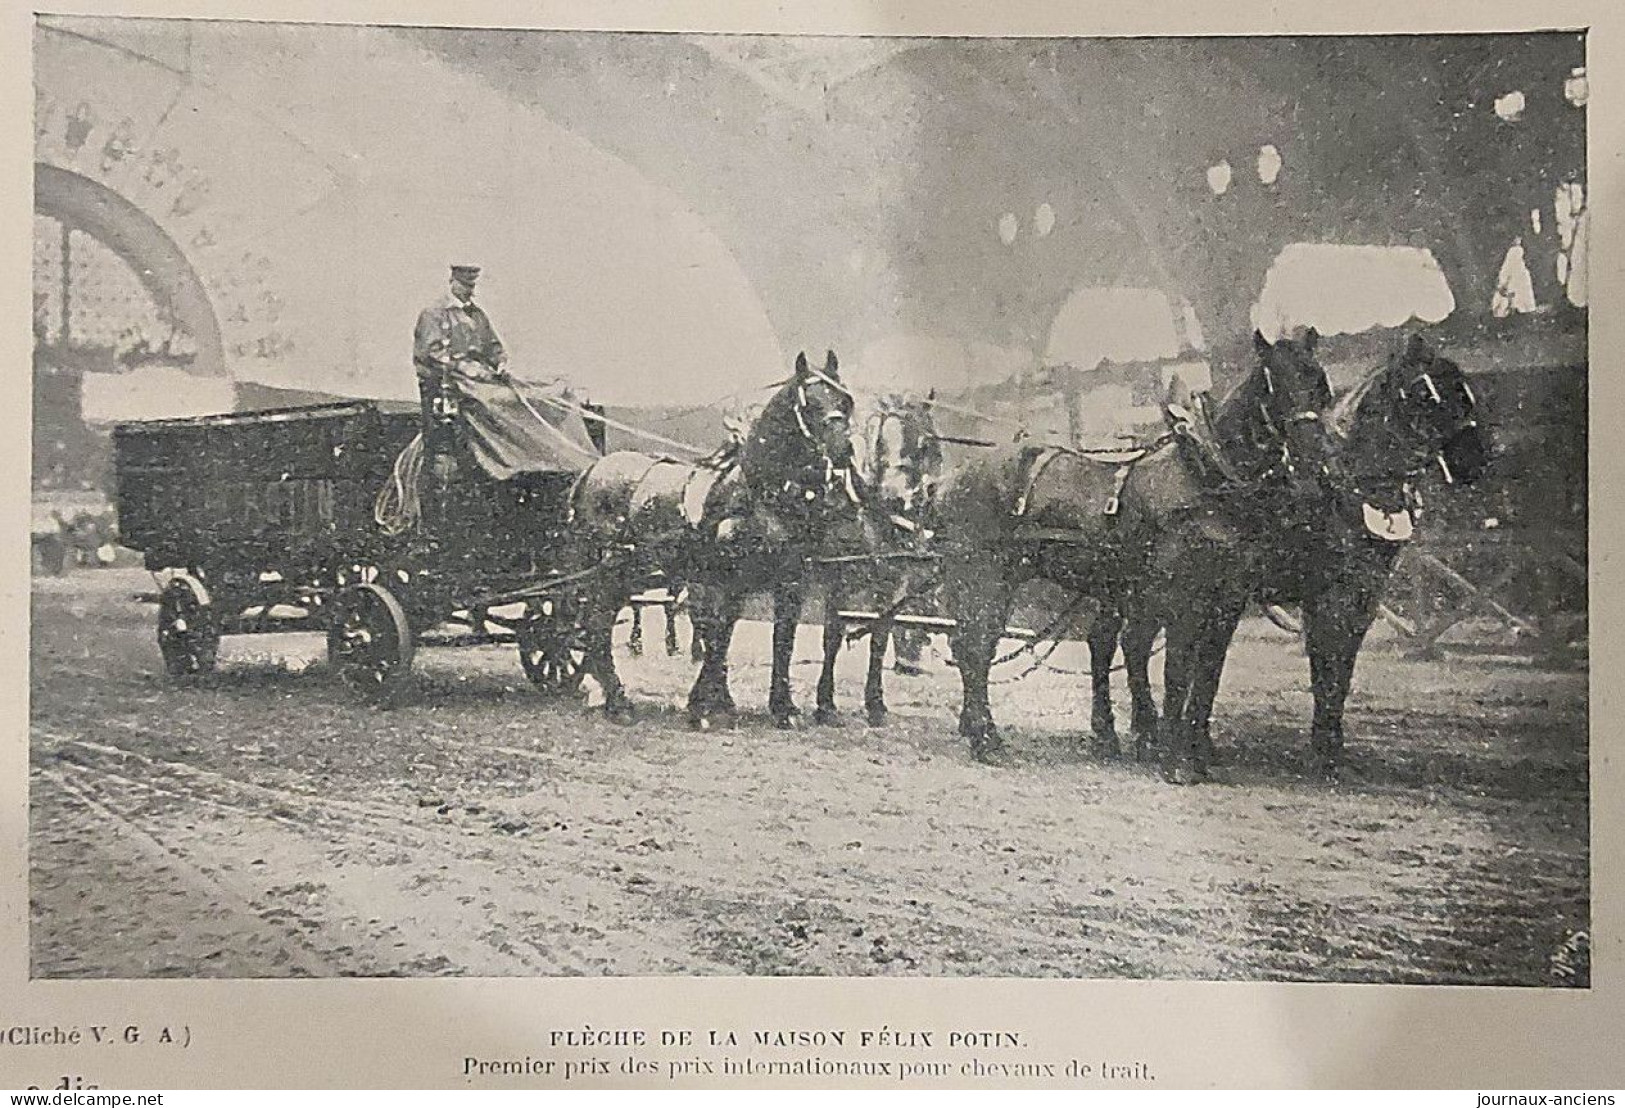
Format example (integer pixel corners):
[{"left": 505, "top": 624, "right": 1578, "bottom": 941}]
[{"left": 374, "top": 433, "right": 425, "bottom": 535}]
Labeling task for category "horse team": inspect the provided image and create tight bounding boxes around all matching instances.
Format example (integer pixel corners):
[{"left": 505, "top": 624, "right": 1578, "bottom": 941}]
[{"left": 564, "top": 332, "right": 1491, "bottom": 786}]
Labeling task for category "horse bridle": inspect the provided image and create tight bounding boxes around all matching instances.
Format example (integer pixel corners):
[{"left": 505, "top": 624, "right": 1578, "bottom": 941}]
[
  {"left": 868, "top": 407, "right": 940, "bottom": 515},
  {"left": 787, "top": 378, "right": 859, "bottom": 505},
  {"left": 1393, "top": 365, "right": 1480, "bottom": 486},
  {"left": 1252, "top": 361, "right": 1330, "bottom": 483}
]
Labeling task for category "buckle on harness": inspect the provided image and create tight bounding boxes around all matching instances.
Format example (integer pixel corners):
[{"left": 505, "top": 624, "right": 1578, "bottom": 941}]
[{"left": 1103, "top": 464, "right": 1132, "bottom": 517}]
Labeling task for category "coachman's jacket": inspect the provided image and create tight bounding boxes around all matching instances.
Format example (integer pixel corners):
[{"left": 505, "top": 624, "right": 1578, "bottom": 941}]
[{"left": 413, "top": 294, "right": 505, "bottom": 379}]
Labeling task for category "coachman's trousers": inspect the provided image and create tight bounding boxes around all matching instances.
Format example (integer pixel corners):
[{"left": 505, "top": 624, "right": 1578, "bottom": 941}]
[{"left": 416, "top": 375, "right": 461, "bottom": 536}]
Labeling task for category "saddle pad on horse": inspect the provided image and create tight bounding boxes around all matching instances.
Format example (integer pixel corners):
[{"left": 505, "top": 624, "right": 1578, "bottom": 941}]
[
  {"left": 630, "top": 458, "right": 726, "bottom": 531},
  {"left": 1011, "top": 445, "right": 1136, "bottom": 534},
  {"left": 571, "top": 452, "right": 728, "bottom": 538}
]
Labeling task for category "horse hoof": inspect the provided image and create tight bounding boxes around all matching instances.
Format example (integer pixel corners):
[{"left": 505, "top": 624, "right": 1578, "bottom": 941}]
[
  {"left": 691, "top": 715, "right": 711, "bottom": 733},
  {"left": 969, "top": 727, "right": 1003, "bottom": 762},
  {"left": 606, "top": 703, "right": 637, "bottom": 725},
  {"left": 1308, "top": 753, "right": 1342, "bottom": 781},
  {"left": 813, "top": 708, "right": 843, "bottom": 727},
  {"left": 958, "top": 715, "right": 984, "bottom": 740},
  {"left": 772, "top": 711, "right": 800, "bottom": 730},
  {"left": 1087, "top": 728, "right": 1120, "bottom": 760},
  {"left": 1161, "top": 760, "right": 1210, "bottom": 786},
  {"left": 865, "top": 707, "right": 888, "bottom": 729},
  {"left": 1131, "top": 732, "right": 1157, "bottom": 762}
]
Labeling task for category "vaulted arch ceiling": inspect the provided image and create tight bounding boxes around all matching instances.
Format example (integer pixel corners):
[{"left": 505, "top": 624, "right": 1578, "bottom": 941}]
[
  {"left": 410, "top": 28, "right": 1583, "bottom": 363},
  {"left": 37, "top": 18, "right": 1584, "bottom": 405}
]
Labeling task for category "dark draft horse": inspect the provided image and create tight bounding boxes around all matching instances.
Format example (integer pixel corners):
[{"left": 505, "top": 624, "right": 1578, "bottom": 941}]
[
  {"left": 567, "top": 350, "right": 857, "bottom": 728},
  {"left": 935, "top": 330, "right": 1336, "bottom": 783},
  {"left": 811, "top": 392, "right": 945, "bottom": 727},
  {"left": 1088, "top": 332, "right": 1492, "bottom": 778}
]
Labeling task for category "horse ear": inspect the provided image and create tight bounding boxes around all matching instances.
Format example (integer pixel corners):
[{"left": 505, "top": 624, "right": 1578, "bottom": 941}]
[
  {"left": 926, "top": 387, "right": 937, "bottom": 403},
  {"left": 1253, "top": 329, "right": 1271, "bottom": 353},
  {"left": 794, "top": 351, "right": 809, "bottom": 376},
  {"left": 1166, "top": 371, "right": 1194, "bottom": 410},
  {"left": 1405, "top": 332, "right": 1430, "bottom": 362},
  {"left": 825, "top": 350, "right": 839, "bottom": 377},
  {"left": 1302, "top": 326, "right": 1319, "bottom": 353}
]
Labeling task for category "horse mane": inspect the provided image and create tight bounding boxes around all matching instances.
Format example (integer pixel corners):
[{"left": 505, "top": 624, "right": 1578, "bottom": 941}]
[{"left": 1206, "top": 350, "right": 1272, "bottom": 441}]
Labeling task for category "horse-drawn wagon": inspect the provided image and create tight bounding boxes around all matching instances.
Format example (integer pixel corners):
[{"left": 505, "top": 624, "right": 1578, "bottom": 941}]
[{"left": 112, "top": 393, "right": 601, "bottom": 704}]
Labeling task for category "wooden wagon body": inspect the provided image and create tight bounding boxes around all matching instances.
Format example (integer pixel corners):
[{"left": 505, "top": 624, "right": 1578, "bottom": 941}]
[{"left": 112, "top": 401, "right": 592, "bottom": 701}]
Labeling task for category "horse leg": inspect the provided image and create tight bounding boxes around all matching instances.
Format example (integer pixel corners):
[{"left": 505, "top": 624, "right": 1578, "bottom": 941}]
[
  {"left": 1122, "top": 611, "right": 1161, "bottom": 762},
  {"left": 1085, "top": 607, "right": 1123, "bottom": 759},
  {"left": 1184, "top": 590, "right": 1249, "bottom": 775},
  {"left": 769, "top": 581, "right": 804, "bottom": 728},
  {"left": 686, "top": 587, "right": 705, "bottom": 663},
  {"left": 687, "top": 585, "right": 741, "bottom": 728},
  {"left": 584, "top": 588, "right": 635, "bottom": 722},
  {"left": 1158, "top": 611, "right": 1204, "bottom": 785},
  {"left": 664, "top": 597, "right": 681, "bottom": 657},
  {"left": 1302, "top": 587, "right": 1379, "bottom": 780},
  {"left": 948, "top": 561, "right": 1011, "bottom": 760},
  {"left": 815, "top": 581, "right": 845, "bottom": 726},
  {"left": 892, "top": 616, "right": 926, "bottom": 676},
  {"left": 628, "top": 603, "right": 645, "bottom": 657},
  {"left": 865, "top": 574, "right": 903, "bottom": 727}
]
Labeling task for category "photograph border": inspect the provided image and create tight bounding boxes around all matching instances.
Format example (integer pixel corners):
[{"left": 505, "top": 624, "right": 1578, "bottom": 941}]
[{"left": 3, "top": 0, "right": 1619, "bottom": 1089}]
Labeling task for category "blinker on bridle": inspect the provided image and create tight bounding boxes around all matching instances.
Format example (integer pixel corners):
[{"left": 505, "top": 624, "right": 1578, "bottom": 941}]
[
  {"left": 792, "top": 381, "right": 852, "bottom": 445},
  {"left": 1402, "top": 368, "right": 1479, "bottom": 486},
  {"left": 1254, "top": 361, "right": 1326, "bottom": 480},
  {"left": 784, "top": 380, "right": 857, "bottom": 507}
]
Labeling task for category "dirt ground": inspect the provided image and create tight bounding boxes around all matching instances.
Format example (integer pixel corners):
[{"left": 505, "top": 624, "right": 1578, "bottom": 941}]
[{"left": 29, "top": 568, "right": 1589, "bottom": 984}]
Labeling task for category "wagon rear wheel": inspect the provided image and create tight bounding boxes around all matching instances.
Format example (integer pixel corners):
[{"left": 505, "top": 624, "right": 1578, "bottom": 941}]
[
  {"left": 327, "top": 582, "right": 414, "bottom": 706},
  {"left": 517, "top": 597, "right": 588, "bottom": 697},
  {"left": 157, "top": 575, "right": 219, "bottom": 677}
]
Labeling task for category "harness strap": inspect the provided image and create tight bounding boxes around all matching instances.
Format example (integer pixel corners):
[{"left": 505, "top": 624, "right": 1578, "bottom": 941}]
[
  {"left": 679, "top": 462, "right": 728, "bottom": 530},
  {"left": 1103, "top": 464, "right": 1133, "bottom": 517},
  {"left": 1013, "top": 447, "right": 1067, "bottom": 518},
  {"left": 1166, "top": 400, "right": 1246, "bottom": 488}
]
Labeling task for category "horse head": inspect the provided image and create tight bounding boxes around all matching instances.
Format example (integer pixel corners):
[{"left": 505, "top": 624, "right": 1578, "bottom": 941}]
[
  {"left": 868, "top": 390, "right": 945, "bottom": 517},
  {"left": 1215, "top": 328, "right": 1335, "bottom": 499},
  {"left": 742, "top": 350, "right": 857, "bottom": 497},
  {"left": 1385, "top": 334, "right": 1492, "bottom": 487}
]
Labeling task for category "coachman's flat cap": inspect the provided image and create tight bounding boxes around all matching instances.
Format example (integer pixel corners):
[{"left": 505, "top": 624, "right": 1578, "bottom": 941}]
[{"left": 450, "top": 265, "right": 481, "bottom": 282}]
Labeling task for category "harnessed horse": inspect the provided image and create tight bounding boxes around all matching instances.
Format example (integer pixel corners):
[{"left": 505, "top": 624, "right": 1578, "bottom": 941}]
[
  {"left": 1089, "top": 332, "right": 1492, "bottom": 779},
  {"left": 811, "top": 393, "right": 945, "bottom": 727},
  {"left": 567, "top": 351, "right": 857, "bottom": 727},
  {"left": 934, "top": 330, "right": 1335, "bottom": 783}
]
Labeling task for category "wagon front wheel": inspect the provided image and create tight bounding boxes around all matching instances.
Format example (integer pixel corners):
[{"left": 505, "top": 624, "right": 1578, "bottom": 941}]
[
  {"left": 157, "top": 575, "right": 219, "bottom": 677},
  {"left": 328, "top": 582, "right": 414, "bottom": 706},
  {"left": 518, "top": 597, "right": 588, "bottom": 698}
]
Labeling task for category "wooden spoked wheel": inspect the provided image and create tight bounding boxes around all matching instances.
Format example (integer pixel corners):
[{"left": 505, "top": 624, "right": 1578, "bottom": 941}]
[
  {"left": 517, "top": 596, "right": 588, "bottom": 697},
  {"left": 157, "top": 575, "right": 219, "bottom": 677},
  {"left": 327, "top": 582, "right": 415, "bottom": 706}
]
